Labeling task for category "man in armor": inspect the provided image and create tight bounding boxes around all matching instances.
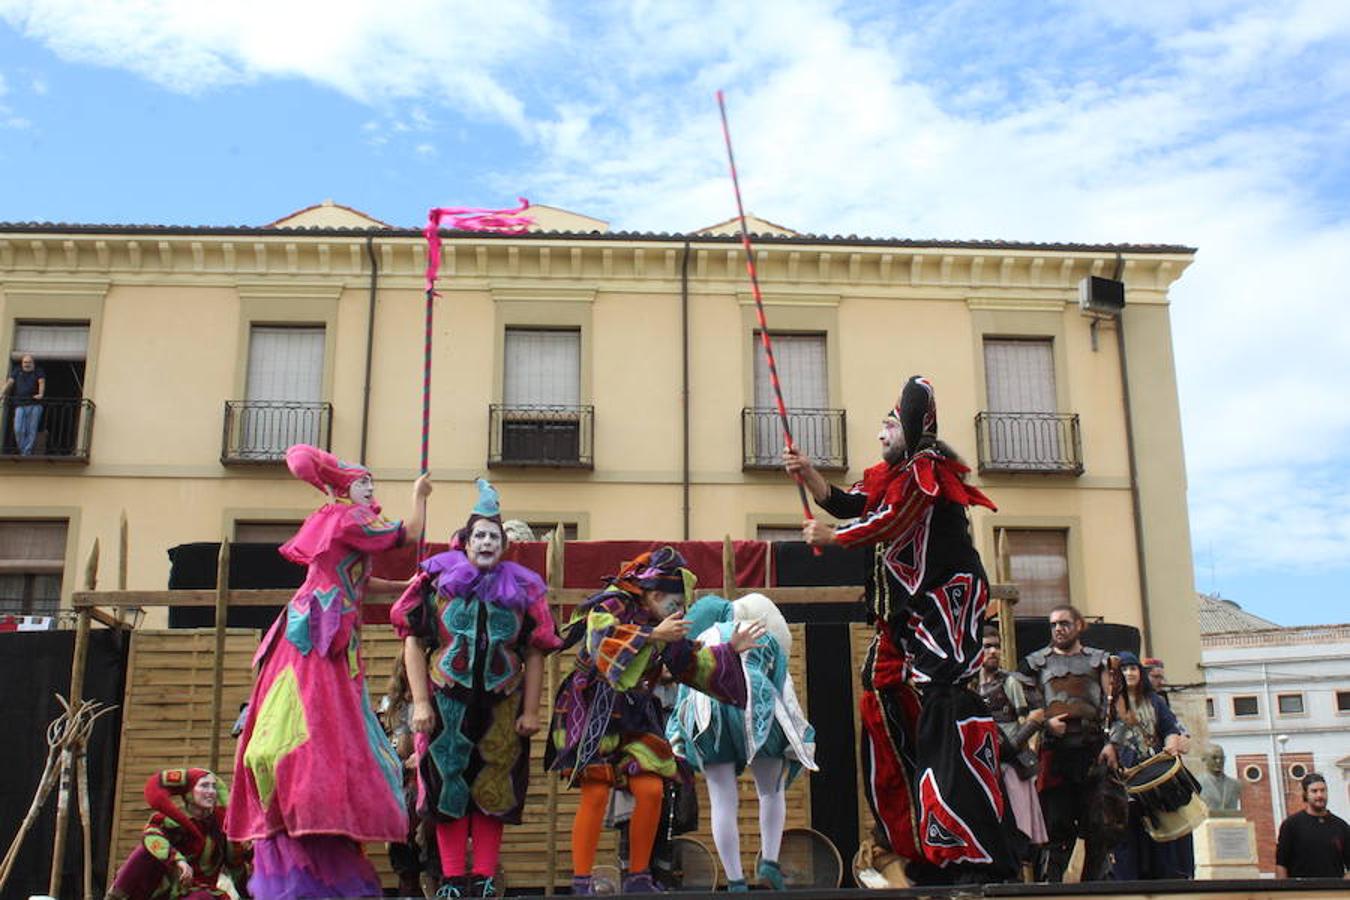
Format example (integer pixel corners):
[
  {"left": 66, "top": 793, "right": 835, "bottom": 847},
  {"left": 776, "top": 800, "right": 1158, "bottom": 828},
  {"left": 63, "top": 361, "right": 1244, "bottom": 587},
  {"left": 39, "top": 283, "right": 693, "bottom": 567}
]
[
  {"left": 975, "top": 627, "right": 1047, "bottom": 869},
  {"left": 1021, "top": 604, "right": 1118, "bottom": 882}
]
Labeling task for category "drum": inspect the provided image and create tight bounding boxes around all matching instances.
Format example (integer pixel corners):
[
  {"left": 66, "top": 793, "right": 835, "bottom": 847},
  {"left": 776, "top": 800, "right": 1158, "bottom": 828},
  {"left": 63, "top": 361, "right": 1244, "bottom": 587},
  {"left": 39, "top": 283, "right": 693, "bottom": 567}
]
[
  {"left": 850, "top": 837, "right": 913, "bottom": 890},
  {"left": 755, "top": 827, "right": 843, "bottom": 889},
  {"left": 1123, "top": 752, "right": 1209, "bottom": 842}
]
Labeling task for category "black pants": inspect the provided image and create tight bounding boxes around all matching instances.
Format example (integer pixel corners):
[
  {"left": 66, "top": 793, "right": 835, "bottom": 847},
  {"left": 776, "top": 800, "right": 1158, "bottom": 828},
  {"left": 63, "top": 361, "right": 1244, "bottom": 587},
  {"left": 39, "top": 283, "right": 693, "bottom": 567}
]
[{"left": 1039, "top": 745, "right": 1115, "bottom": 883}]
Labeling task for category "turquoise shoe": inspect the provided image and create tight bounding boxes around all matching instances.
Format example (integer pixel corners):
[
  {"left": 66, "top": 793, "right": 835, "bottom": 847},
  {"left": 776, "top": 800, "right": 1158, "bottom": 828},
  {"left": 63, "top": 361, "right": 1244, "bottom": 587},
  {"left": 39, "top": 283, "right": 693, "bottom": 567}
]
[{"left": 757, "top": 859, "right": 785, "bottom": 891}]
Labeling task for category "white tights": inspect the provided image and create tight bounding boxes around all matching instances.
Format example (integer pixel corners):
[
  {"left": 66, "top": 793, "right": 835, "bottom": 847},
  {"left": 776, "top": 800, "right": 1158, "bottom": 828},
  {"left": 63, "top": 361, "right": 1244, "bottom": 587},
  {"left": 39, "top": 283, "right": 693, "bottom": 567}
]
[{"left": 702, "top": 757, "right": 786, "bottom": 882}]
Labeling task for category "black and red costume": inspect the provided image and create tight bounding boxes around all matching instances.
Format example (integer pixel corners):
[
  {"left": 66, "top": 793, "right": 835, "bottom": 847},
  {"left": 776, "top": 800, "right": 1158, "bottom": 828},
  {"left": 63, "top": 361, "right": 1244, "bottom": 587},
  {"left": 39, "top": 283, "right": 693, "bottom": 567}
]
[{"left": 818, "top": 376, "right": 1017, "bottom": 882}]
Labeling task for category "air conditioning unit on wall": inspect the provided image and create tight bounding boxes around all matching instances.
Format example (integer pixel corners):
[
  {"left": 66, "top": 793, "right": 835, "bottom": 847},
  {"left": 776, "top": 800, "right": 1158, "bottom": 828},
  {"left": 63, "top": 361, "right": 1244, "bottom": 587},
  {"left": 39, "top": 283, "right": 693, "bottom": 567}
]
[{"left": 1079, "top": 275, "right": 1125, "bottom": 317}]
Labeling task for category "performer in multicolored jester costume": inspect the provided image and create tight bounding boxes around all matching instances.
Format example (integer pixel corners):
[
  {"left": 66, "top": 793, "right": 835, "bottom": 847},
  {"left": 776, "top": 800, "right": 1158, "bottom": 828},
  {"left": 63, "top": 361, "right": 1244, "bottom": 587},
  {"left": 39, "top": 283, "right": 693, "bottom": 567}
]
[
  {"left": 548, "top": 547, "right": 764, "bottom": 894},
  {"left": 226, "top": 444, "right": 430, "bottom": 900},
  {"left": 106, "top": 768, "right": 249, "bottom": 900},
  {"left": 393, "top": 478, "right": 561, "bottom": 898}
]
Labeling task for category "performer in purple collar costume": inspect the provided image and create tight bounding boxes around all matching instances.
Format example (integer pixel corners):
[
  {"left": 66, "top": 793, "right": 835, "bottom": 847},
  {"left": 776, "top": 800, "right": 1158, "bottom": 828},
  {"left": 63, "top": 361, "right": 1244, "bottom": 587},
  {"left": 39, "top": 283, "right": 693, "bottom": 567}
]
[{"left": 393, "top": 478, "right": 561, "bottom": 898}]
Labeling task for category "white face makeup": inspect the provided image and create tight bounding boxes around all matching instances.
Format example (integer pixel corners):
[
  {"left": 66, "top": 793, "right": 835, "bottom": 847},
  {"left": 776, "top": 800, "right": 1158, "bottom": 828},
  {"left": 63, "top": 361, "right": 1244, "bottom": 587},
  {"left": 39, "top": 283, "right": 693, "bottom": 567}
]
[
  {"left": 645, "top": 590, "right": 685, "bottom": 620},
  {"left": 348, "top": 474, "right": 375, "bottom": 506},
  {"left": 878, "top": 416, "right": 906, "bottom": 464},
  {"left": 190, "top": 774, "right": 217, "bottom": 815},
  {"left": 468, "top": 519, "right": 505, "bottom": 570}
]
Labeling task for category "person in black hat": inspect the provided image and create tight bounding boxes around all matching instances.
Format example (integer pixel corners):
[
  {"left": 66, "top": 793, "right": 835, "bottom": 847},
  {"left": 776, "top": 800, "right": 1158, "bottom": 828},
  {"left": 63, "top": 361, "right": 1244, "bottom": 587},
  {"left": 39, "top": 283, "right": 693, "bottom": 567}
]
[{"left": 785, "top": 375, "right": 1018, "bottom": 884}]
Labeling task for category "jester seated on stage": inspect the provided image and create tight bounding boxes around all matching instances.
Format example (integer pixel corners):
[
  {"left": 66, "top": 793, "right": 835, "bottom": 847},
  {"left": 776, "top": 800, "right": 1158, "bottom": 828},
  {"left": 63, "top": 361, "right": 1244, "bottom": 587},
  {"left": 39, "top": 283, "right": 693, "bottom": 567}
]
[{"left": 107, "top": 768, "right": 250, "bottom": 900}]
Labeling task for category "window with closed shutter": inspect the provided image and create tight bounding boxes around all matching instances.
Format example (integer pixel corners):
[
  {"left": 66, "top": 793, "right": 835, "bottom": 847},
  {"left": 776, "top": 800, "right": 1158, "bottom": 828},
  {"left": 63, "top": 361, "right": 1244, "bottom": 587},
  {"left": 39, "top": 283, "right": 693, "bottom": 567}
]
[
  {"left": 500, "top": 329, "right": 584, "bottom": 464},
  {"left": 751, "top": 332, "right": 835, "bottom": 464},
  {"left": 0, "top": 520, "right": 67, "bottom": 615},
  {"left": 983, "top": 338, "right": 1064, "bottom": 466},
  {"left": 241, "top": 326, "right": 325, "bottom": 454},
  {"left": 998, "top": 527, "right": 1070, "bottom": 617}
]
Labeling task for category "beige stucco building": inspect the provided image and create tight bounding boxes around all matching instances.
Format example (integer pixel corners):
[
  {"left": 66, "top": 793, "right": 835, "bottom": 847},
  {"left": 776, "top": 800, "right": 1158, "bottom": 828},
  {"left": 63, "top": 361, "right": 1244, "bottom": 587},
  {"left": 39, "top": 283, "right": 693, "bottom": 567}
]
[{"left": 0, "top": 201, "right": 1203, "bottom": 704}]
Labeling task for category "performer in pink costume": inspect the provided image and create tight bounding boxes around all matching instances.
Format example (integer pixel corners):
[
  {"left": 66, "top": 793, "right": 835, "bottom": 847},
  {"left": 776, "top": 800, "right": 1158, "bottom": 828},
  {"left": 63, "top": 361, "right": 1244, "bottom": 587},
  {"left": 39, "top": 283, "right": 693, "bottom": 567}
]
[{"left": 226, "top": 444, "right": 431, "bottom": 900}]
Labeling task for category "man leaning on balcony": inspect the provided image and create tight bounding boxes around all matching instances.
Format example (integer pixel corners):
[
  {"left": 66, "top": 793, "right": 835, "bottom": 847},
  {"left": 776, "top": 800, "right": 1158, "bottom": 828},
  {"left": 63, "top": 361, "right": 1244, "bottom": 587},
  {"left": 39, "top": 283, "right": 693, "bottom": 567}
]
[{"left": 3, "top": 354, "right": 45, "bottom": 455}]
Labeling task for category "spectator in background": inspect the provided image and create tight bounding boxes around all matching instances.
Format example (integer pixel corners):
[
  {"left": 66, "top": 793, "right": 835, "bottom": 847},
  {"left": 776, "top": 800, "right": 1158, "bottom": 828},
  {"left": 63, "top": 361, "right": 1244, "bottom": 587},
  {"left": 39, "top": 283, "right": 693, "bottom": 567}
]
[
  {"left": 3, "top": 354, "right": 45, "bottom": 455},
  {"left": 1275, "top": 774, "right": 1350, "bottom": 878}
]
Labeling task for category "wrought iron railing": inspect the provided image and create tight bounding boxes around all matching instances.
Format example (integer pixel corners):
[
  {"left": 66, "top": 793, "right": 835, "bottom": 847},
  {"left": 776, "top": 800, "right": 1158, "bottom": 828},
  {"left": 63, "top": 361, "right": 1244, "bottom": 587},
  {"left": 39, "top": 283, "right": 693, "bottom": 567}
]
[
  {"left": 0, "top": 397, "right": 95, "bottom": 462},
  {"left": 742, "top": 407, "right": 847, "bottom": 471},
  {"left": 489, "top": 404, "right": 594, "bottom": 468},
  {"left": 222, "top": 401, "right": 332, "bottom": 463},
  {"left": 975, "top": 411, "right": 1083, "bottom": 475}
]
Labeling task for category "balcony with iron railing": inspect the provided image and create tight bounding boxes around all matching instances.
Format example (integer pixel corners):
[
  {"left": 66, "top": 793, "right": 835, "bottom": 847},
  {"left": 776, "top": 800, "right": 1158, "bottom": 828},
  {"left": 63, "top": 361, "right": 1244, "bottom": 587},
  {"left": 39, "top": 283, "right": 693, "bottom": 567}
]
[
  {"left": 742, "top": 407, "right": 847, "bottom": 471},
  {"left": 488, "top": 404, "right": 594, "bottom": 468},
  {"left": 974, "top": 411, "right": 1083, "bottom": 475},
  {"left": 221, "top": 401, "right": 333, "bottom": 464},
  {"left": 1, "top": 398, "right": 95, "bottom": 462}
]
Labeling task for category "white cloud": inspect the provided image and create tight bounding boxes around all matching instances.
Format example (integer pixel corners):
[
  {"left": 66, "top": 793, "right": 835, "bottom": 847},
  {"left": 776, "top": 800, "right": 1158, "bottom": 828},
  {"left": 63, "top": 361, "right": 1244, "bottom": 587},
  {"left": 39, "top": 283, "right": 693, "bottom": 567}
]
[{"left": 0, "top": 0, "right": 557, "bottom": 129}]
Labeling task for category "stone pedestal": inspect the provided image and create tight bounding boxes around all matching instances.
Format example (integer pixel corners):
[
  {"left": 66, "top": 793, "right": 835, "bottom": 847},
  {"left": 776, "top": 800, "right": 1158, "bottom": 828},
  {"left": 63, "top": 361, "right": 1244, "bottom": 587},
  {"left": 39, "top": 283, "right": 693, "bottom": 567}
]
[{"left": 1193, "top": 817, "right": 1260, "bottom": 879}]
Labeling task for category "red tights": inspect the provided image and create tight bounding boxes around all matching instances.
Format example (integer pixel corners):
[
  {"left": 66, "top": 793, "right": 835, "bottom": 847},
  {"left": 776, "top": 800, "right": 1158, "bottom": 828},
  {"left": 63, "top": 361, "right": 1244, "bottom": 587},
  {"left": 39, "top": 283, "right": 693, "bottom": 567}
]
[{"left": 434, "top": 811, "right": 505, "bottom": 878}]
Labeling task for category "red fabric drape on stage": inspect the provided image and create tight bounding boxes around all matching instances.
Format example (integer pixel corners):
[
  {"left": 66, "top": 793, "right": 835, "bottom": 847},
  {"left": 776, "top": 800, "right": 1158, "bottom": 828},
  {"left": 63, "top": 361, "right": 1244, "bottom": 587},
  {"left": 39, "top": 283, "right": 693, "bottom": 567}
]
[{"left": 363, "top": 540, "right": 769, "bottom": 624}]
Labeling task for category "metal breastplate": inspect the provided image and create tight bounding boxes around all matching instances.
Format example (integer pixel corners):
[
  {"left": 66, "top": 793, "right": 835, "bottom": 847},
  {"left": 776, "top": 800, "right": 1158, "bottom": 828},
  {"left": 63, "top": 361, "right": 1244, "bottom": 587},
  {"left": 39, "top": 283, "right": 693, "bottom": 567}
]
[{"left": 1027, "top": 647, "right": 1106, "bottom": 728}]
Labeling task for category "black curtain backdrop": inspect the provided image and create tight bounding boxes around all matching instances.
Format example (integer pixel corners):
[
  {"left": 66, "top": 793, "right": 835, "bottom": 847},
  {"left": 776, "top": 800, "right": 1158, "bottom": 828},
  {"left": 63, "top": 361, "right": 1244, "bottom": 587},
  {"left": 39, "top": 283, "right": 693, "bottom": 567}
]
[
  {"left": 166, "top": 542, "right": 299, "bottom": 629},
  {"left": 0, "top": 629, "right": 127, "bottom": 900},
  {"left": 773, "top": 541, "right": 866, "bottom": 872}
]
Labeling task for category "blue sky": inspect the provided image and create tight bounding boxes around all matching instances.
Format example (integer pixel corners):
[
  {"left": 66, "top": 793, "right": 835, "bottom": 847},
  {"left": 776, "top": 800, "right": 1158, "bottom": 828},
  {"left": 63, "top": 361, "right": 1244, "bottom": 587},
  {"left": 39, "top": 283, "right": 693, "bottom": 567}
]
[{"left": 2, "top": 0, "right": 1347, "bottom": 626}]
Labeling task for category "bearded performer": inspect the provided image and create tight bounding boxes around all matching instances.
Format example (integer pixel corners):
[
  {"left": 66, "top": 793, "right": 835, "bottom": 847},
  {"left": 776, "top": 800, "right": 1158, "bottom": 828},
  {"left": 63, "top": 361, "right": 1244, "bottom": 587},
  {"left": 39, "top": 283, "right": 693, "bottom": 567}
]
[
  {"left": 785, "top": 375, "right": 1017, "bottom": 884},
  {"left": 547, "top": 547, "right": 764, "bottom": 894},
  {"left": 107, "top": 769, "right": 249, "bottom": 900},
  {"left": 1020, "top": 604, "right": 1119, "bottom": 882},
  {"left": 667, "top": 593, "right": 817, "bottom": 891},
  {"left": 393, "top": 479, "right": 561, "bottom": 899},
  {"left": 974, "top": 626, "right": 1047, "bottom": 867},
  {"left": 226, "top": 445, "right": 430, "bottom": 900}
]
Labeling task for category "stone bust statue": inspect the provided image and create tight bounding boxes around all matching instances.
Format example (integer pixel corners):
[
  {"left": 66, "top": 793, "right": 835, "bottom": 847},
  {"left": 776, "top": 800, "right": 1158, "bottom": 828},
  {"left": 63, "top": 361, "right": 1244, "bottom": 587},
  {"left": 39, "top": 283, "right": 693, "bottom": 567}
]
[{"left": 1195, "top": 744, "right": 1243, "bottom": 816}]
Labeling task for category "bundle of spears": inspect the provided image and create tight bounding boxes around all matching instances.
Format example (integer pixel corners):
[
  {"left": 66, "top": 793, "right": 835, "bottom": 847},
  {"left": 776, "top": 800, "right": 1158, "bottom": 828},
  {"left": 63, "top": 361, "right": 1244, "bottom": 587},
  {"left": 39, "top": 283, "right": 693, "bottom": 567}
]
[{"left": 0, "top": 693, "right": 118, "bottom": 899}]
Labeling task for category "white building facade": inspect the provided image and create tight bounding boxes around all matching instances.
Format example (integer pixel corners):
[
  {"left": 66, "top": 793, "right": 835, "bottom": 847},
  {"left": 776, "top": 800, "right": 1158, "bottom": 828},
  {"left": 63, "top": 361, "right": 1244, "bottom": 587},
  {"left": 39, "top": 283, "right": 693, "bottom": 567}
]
[{"left": 1199, "top": 595, "right": 1350, "bottom": 872}]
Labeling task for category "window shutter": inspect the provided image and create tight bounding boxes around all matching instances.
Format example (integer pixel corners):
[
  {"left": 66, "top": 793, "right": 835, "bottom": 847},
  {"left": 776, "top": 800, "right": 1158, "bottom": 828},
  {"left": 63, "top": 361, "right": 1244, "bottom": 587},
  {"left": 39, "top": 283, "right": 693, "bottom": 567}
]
[
  {"left": 754, "top": 333, "right": 827, "bottom": 409},
  {"left": 504, "top": 329, "right": 580, "bottom": 406},
  {"left": 12, "top": 324, "right": 90, "bottom": 361},
  {"left": 984, "top": 339, "right": 1056, "bottom": 413},
  {"left": 0, "top": 521, "right": 68, "bottom": 574},
  {"left": 245, "top": 327, "right": 325, "bottom": 403},
  {"left": 1001, "top": 528, "right": 1069, "bottom": 616}
]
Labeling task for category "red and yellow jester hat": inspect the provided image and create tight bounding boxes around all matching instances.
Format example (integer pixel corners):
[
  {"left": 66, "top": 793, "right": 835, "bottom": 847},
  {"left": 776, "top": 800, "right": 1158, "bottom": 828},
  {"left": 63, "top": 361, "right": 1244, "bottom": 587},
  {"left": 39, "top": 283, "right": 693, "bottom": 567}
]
[{"left": 143, "top": 768, "right": 225, "bottom": 850}]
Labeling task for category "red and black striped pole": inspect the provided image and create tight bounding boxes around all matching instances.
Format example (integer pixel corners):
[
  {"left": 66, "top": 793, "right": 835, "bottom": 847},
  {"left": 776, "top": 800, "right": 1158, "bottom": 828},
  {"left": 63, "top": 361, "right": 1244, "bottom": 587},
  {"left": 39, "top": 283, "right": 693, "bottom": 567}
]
[{"left": 716, "top": 90, "right": 817, "bottom": 531}]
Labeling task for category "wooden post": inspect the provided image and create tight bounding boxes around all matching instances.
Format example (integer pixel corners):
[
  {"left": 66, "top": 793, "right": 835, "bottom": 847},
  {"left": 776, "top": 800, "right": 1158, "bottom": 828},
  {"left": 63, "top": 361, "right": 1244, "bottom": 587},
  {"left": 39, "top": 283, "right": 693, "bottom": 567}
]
[
  {"left": 51, "top": 609, "right": 92, "bottom": 897},
  {"left": 208, "top": 539, "right": 231, "bottom": 773},
  {"left": 994, "top": 529, "right": 1020, "bottom": 671},
  {"left": 722, "top": 534, "right": 735, "bottom": 597},
  {"left": 118, "top": 512, "right": 128, "bottom": 590},
  {"left": 543, "top": 525, "right": 564, "bottom": 895},
  {"left": 998, "top": 587, "right": 1019, "bottom": 672},
  {"left": 83, "top": 539, "right": 99, "bottom": 594}
]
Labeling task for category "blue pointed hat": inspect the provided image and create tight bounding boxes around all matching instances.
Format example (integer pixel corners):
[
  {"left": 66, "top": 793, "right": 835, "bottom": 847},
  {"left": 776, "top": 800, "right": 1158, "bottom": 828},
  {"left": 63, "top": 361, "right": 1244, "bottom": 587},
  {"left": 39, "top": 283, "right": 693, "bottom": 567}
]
[{"left": 473, "top": 477, "right": 501, "bottom": 517}]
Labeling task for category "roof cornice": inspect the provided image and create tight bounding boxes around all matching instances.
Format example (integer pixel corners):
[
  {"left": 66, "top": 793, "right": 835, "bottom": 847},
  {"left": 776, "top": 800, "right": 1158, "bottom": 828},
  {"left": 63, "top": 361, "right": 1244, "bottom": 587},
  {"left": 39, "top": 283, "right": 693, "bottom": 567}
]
[{"left": 0, "top": 229, "right": 1196, "bottom": 294}]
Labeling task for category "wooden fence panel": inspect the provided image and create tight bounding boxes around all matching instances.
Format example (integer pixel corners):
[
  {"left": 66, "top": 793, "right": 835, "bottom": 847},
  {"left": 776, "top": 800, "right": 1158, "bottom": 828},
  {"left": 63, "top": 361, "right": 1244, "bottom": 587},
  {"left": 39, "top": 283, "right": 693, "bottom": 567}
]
[{"left": 109, "top": 623, "right": 815, "bottom": 891}]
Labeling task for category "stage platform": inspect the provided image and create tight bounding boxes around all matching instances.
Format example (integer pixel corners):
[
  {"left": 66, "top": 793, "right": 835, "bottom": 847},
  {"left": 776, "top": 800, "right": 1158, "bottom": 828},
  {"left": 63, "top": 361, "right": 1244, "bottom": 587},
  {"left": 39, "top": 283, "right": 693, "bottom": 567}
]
[{"left": 372, "top": 881, "right": 1349, "bottom": 899}]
